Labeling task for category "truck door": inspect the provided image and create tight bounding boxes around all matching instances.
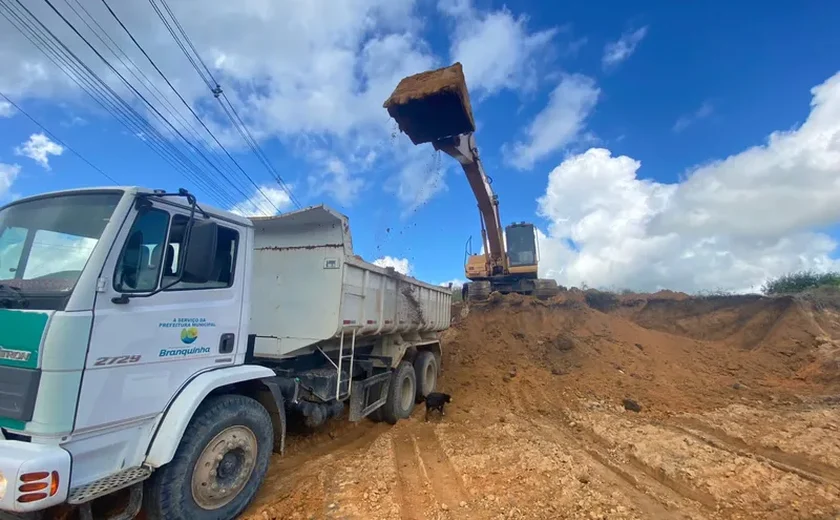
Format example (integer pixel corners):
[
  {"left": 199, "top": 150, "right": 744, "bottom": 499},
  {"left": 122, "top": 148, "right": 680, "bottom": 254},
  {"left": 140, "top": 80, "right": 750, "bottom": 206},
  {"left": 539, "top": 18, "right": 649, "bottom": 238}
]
[{"left": 74, "top": 201, "right": 247, "bottom": 476}]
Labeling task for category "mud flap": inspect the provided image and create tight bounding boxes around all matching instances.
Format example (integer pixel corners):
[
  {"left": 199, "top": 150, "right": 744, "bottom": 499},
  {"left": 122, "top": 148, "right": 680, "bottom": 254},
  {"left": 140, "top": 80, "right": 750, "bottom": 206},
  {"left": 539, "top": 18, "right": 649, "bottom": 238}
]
[
  {"left": 260, "top": 378, "right": 287, "bottom": 455},
  {"left": 349, "top": 371, "right": 392, "bottom": 422}
]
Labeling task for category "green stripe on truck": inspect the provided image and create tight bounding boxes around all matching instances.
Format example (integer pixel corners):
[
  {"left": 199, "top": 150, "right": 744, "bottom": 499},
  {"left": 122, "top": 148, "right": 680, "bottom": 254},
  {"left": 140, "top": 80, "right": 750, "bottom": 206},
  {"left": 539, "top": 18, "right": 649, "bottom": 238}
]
[
  {"left": 0, "top": 417, "right": 25, "bottom": 430},
  {"left": 0, "top": 309, "right": 48, "bottom": 369}
]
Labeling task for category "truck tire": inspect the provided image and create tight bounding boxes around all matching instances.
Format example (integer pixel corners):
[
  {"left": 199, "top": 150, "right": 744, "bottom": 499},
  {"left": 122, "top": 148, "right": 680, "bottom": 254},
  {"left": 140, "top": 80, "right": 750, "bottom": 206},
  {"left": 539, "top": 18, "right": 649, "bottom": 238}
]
[
  {"left": 413, "top": 351, "right": 438, "bottom": 402},
  {"left": 381, "top": 361, "right": 417, "bottom": 424},
  {"left": 143, "top": 394, "right": 273, "bottom": 520}
]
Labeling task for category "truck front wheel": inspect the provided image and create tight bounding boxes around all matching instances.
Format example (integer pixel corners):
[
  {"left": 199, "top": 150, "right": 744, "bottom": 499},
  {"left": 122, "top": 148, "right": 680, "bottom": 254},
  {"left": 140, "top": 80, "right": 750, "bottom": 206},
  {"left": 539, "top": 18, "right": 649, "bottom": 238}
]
[{"left": 143, "top": 394, "right": 273, "bottom": 520}]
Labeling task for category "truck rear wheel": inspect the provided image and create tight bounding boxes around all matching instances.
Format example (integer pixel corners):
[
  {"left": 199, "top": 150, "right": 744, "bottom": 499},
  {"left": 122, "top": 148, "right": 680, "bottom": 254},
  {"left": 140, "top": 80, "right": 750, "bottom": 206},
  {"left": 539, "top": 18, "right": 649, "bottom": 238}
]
[
  {"left": 413, "top": 350, "right": 438, "bottom": 402},
  {"left": 143, "top": 394, "right": 273, "bottom": 520},
  {"left": 380, "top": 361, "right": 417, "bottom": 424}
]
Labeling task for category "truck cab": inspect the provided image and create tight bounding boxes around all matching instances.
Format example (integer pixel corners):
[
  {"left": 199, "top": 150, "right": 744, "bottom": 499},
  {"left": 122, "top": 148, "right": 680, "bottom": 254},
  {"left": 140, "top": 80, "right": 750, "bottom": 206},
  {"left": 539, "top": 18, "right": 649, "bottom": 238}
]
[{"left": 0, "top": 186, "right": 448, "bottom": 520}]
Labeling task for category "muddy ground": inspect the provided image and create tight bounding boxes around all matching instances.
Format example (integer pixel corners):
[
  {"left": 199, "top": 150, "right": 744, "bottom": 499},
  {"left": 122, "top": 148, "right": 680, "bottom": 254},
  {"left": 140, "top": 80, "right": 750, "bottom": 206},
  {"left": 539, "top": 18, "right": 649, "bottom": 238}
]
[{"left": 242, "top": 289, "right": 840, "bottom": 520}]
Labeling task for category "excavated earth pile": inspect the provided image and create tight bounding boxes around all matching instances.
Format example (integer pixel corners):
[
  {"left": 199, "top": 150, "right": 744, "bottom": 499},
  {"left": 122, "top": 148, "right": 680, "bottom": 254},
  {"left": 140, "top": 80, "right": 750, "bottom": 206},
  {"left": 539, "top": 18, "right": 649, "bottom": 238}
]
[{"left": 243, "top": 289, "right": 840, "bottom": 520}]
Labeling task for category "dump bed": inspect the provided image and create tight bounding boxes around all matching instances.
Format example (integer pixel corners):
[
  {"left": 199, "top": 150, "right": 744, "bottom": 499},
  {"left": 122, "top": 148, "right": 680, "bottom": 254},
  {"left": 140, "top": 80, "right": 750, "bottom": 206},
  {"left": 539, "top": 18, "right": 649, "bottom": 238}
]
[{"left": 248, "top": 205, "right": 451, "bottom": 359}]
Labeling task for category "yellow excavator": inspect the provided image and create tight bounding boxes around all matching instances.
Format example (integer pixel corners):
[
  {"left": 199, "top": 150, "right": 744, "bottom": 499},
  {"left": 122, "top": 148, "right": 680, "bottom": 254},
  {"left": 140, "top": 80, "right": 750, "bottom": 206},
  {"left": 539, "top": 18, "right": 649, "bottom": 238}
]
[{"left": 384, "top": 62, "right": 560, "bottom": 302}]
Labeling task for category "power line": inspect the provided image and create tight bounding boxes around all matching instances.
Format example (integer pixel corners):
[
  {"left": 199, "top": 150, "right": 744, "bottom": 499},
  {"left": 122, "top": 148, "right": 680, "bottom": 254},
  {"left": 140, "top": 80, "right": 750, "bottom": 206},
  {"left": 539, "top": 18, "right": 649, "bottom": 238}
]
[
  {"left": 0, "top": 91, "right": 119, "bottom": 184},
  {"left": 150, "top": 0, "right": 302, "bottom": 209},
  {"left": 158, "top": 0, "right": 217, "bottom": 87},
  {"left": 37, "top": 0, "right": 250, "bottom": 206},
  {"left": 0, "top": 0, "right": 238, "bottom": 206},
  {"left": 66, "top": 0, "right": 276, "bottom": 213},
  {"left": 97, "top": 0, "right": 281, "bottom": 214}
]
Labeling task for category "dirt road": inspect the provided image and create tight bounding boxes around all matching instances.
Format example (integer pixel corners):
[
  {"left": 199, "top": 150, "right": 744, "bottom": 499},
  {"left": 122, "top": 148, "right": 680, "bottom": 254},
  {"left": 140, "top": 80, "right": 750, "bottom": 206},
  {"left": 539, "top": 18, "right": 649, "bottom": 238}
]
[{"left": 242, "top": 290, "right": 840, "bottom": 519}]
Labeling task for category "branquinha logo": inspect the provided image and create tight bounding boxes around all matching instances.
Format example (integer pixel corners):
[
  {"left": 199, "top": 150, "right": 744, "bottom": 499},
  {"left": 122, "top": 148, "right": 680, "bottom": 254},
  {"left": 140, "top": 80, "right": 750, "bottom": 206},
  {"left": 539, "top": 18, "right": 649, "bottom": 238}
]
[
  {"left": 0, "top": 346, "right": 31, "bottom": 362},
  {"left": 180, "top": 327, "right": 199, "bottom": 344},
  {"left": 159, "top": 346, "right": 211, "bottom": 358}
]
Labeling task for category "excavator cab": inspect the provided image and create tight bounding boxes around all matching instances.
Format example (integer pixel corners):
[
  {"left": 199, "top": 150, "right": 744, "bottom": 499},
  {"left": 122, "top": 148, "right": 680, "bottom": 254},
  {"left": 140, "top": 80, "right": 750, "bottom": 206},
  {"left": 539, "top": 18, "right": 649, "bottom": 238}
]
[{"left": 505, "top": 223, "right": 539, "bottom": 278}]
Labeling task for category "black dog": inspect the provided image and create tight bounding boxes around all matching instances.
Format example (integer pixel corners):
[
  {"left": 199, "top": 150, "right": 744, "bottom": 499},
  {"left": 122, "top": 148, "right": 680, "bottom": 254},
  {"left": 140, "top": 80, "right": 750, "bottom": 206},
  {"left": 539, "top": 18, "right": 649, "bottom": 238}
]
[{"left": 424, "top": 392, "right": 452, "bottom": 422}]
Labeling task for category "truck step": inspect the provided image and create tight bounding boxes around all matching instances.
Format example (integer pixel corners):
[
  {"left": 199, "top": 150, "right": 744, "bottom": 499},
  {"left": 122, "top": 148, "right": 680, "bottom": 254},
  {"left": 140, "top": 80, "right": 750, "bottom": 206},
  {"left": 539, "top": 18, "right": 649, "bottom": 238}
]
[{"left": 68, "top": 466, "right": 151, "bottom": 505}]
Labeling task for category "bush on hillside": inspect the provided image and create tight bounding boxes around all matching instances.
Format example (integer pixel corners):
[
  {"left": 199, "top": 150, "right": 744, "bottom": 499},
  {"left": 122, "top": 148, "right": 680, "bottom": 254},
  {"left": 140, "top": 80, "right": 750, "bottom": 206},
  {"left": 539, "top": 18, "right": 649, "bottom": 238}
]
[{"left": 761, "top": 270, "right": 840, "bottom": 295}]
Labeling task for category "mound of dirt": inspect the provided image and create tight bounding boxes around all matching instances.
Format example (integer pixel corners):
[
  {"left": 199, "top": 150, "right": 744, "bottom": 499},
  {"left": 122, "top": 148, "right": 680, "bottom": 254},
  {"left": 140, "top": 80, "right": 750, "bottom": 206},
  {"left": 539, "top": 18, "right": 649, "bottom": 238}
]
[
  {"left": 439, "top": 289, "right": 840, "bottom": 417},
  {"left": 241, "top": 288, "right": 840, "bottom": 520}
]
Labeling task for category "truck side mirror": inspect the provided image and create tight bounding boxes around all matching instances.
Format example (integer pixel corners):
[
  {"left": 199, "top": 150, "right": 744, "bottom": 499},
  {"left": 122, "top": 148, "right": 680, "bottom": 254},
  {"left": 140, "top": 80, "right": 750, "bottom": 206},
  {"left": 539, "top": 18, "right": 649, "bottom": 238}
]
[{"left": 181, "top": 220, "right": 218, "bottom": 283}]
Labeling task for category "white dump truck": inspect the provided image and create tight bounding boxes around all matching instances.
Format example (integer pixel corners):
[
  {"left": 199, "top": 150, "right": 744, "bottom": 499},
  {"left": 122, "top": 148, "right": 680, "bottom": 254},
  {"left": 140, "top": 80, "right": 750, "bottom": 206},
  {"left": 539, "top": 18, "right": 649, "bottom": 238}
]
[{"left": 0, "top": 187, "right": 450, "bottom": 520}]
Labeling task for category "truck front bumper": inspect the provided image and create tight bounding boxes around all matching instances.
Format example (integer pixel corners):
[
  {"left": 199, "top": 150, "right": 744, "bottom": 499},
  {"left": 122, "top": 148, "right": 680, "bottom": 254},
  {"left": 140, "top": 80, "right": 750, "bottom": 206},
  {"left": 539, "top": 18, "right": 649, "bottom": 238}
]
[{"left": 0, "top": 440, "right": 70, "bottom": 513}]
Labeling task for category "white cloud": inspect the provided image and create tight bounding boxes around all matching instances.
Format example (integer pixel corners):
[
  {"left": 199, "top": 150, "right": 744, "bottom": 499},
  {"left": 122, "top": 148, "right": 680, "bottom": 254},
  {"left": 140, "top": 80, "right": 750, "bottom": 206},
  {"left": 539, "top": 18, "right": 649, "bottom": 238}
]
[
  {"left": 230, "top": 185, "right": 294, "bottom": 217},
  {"left": 14, "top": 133, "right": 64, "bottom": 170},
  {"left": 439, "top": 279, "right": 464, "bottom": 288},
  {"left": 0, "top": 101, "right": 13, "bottom": 117},
  {"left": 673, "top": 101, "right": 714, "bottom": 133},
  {"left": 0, "top": 0, "right": 435, "bottom": 206},
  {"left": 373, "top": 256, "right": 412, "bottom": 275},
  {"left": 307, "top": 157, "right": 365, "bottom": 207},
  {"left": 537, "top": 71, "right": 840, "bottom": 293},
  {"left": 602, "top": 26, "right": 648, "bottom": 69},
  {"left": 439, "top": 0, "right": 557, "bottom": 96},
  {"left": 0, "top": 163, "right": 21, "bottom": 199},
  {"left": 506, "top": 74, "right": 600, "bottom": 170}
]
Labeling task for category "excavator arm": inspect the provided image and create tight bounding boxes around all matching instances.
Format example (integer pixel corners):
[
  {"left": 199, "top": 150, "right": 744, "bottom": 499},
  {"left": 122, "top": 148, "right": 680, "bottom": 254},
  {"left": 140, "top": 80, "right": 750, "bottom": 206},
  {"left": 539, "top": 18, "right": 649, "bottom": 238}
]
[
  {"left": 384, "top": 61, "right": 560, "bottom": 299},
  {"left": 433, "top": 133, "right": 507, "bottom": 274}
]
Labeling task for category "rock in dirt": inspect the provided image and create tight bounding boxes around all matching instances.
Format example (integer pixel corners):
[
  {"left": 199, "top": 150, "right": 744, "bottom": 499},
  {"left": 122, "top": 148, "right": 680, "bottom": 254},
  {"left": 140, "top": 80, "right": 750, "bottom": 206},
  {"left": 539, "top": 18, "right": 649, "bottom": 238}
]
[{"left": 622, "top": 398, "right": 642, "bottom": 412}]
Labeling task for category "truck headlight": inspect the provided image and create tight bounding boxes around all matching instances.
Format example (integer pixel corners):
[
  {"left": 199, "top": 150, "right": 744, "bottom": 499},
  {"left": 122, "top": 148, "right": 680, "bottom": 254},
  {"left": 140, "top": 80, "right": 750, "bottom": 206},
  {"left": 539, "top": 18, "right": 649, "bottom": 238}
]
[{"left": 0, "top": 471, "right": 6, "bottom": 500}]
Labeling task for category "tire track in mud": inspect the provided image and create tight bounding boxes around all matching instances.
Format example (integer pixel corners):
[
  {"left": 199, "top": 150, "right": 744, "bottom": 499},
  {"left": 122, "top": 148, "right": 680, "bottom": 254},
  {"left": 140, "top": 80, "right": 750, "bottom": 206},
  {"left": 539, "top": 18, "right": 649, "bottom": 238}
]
[
  {"left": 530, "top": 416, "right": 712, "bottom": 519},
  {"left": 413, "top": 424, "right": 469, "bottom": 510},
  {"left": 392, "top": 429, "right": 431, "bottom": 520},
  {"left": 392, "top": 424, "right": 473, "bottom": 519},
  {"left": 279, "top": 421, "right": 390, "bottom": 472},
  {"left": 671, "top": 417, "right": 840, "bottom": 487},
  {"left": 516, "top": 382, "right": 716, "bottom": 517},
  {"left": 246, "top": 421, "right": 389, "bottom": 515}
]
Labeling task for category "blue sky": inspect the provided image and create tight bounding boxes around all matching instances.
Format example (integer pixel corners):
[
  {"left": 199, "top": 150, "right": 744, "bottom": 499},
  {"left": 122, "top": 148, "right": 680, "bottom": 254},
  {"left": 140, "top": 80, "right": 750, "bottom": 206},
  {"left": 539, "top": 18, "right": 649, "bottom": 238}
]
[{"left": 1, "top": 0, "right": 839, "bottom": 292}]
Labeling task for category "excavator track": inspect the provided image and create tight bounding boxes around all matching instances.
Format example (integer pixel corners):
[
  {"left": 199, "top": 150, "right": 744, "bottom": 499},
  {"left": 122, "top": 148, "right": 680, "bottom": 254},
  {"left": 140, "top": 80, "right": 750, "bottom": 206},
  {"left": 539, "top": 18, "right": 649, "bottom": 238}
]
[
  {"left": 533, "top": 278, "right": 560, "bottom": 300},
  {"left": 464, "top": 281, "right": 492, "bottom": 302},
  {"left": 464, "top": 279, "right": 559, "bottom": 302}
]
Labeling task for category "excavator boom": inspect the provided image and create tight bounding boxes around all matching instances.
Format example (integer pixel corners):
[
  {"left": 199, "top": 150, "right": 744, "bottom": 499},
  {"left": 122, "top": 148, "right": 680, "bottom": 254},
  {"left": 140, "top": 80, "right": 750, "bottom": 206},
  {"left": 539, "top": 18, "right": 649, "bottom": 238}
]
[
  {"left": 433, "top": 133, "right": 506, "bottom": 273},
  {"left": 384, "top": 62, "right": 560, "bottom": 300}
]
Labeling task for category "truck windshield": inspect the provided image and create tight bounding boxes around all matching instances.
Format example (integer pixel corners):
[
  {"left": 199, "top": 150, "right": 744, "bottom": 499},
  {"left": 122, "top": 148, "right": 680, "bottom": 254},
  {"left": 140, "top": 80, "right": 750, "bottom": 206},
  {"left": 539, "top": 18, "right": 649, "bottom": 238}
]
[
  {"left": 506, "top": 225, "right": 537, "bottom": 267},
  {"left": 0, "top": 192, "right": 122, "bottom": 309}
]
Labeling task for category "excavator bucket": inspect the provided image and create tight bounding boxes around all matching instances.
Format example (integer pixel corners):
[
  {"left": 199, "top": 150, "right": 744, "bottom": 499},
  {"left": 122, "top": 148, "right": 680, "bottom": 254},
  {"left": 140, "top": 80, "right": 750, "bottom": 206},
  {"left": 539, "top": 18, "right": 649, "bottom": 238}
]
[{"left": 383, "top": 62, "right": 476, "bottom": 145}]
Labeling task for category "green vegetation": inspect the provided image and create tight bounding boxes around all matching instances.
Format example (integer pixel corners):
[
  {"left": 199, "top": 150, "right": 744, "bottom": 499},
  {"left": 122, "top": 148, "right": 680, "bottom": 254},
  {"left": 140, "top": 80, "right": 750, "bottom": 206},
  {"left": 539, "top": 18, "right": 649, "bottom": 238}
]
[
  {"left": 451, "top": 286, "right": 463, "bottom": 302},
  {"left": 761, "top": 270, "right": 840, "bottom": 295}
]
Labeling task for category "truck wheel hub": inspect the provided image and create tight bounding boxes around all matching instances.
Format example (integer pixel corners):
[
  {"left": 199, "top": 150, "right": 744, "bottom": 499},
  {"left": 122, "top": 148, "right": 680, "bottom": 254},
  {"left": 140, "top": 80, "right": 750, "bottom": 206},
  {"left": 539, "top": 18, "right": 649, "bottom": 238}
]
[{"left": 192, "top": 425, "right": 258, "bottom": 510}]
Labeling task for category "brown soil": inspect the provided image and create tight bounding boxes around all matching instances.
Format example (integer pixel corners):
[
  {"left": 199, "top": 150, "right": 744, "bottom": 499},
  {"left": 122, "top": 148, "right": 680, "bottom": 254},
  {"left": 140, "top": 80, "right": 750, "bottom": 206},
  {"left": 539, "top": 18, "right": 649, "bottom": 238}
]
[
  {"left": 242, "top": 289, "right": 840, "bottom": 519},
  {"left": 383, "top": 62, "right": 475, "bottom": 145}
]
